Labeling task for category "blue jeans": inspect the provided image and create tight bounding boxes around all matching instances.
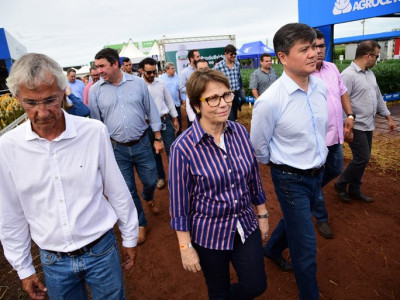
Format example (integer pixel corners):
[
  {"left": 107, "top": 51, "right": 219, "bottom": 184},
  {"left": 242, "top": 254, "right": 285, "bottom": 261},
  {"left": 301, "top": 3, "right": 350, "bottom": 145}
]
[
  {"left": 193, "top": 229, "right": 267, "bottom": 300},
  {"left": 39, "top": 230, "right": 125, "bottom": 300},
  {"left": 265, "top": 167, "right": 321, "bottom": 300},
  {"left": 336, "top": 129, "right": 373, "bottom": 194},
  {"left": 112, "top": 134, "right": 157, "bottom": 227},
  {"left": 148, "top": 115, "right": 176, "bottom": 180},
  {"left": 312, "top": 143, "right": 343, "bottom": 222}
]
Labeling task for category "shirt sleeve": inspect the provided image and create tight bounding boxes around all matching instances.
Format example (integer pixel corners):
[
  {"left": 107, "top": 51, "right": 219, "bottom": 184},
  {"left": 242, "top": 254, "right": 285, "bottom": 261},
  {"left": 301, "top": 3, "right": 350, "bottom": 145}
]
[
  {"left": 333, "top": 65, "right": 347, "bottom": 96},
  {"left": 179, "top": 72, "right": 187, "bottom": 98},
  {"left": 98, "top": 125, "right": 139, "bottom": 247},
  {"left": 89, "top": 84, "right": 102, "bottom": 121},
  {"left": 141, "top": 81, "right": 163, "bottom": 132},
  {"left": 0, "top": 150, "right": 35, "bottom": 279},
  {"left": 186, "top": 99, "right": 197, "bottom": 122},
  {"left": 168, "top": 145, "right": 193, "bottom": 231},
  {"left": 241, "top": 129, "right": 267, "bottom": 206},
  {"left": 249, "top": 71, "right": 258, "bottom": 90},
  {"left": 162, "top": 82, "right": 178, "bottom": 118},
  {"left": 250, "top": 97, "right": 275, "bottom": 164},
  {"left": 375, "top": 83, "right": 391, "bottom": 117},
  {"left": 83, "top": 84, "right": 90, "bottom": 106},
  {"left": 341, "top": 70, "right": 353, "bottom": 97}
]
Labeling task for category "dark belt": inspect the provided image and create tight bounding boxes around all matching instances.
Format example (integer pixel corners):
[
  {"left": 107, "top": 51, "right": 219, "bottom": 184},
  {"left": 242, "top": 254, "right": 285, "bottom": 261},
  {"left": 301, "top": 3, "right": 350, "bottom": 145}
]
[
  {"left": 160, "top": 114, "right": 170, "bottom": 122},
  {"left": 43, "top": 231, "right": 109, "bottom": 257},
  {"left": 111, "top": 131, "right": 146, "bottom": 147},
  {"left": 269, "top": 162, "right": 324, "bottom": 177}
]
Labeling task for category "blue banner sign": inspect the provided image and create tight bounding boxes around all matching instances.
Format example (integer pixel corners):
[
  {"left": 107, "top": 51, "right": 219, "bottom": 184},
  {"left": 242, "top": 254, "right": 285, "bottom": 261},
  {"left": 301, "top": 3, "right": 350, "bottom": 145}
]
[
  {"left": 383, "top": 92, "right": 400, "bottom": 102},
  {"left": 299, "top": 0, "right": 400, "bottom": 27}
]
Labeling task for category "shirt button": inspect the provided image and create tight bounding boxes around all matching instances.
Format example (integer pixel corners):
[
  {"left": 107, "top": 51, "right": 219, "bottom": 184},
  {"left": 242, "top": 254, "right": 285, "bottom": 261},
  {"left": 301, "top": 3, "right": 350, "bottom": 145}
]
[
  {"left": 234, "top": 200, "right": 238, "bottom": 203},
  {"left": 234, "top": 214, "right": 237, "bottom": 217},
  {"left": 231, "top": 184, "right": 234, "bottom": 188},
  {"left": 224, "top": 155, "right": 227, "bottom": 159},
  {"left": 63, "top": 223, "right": 67, "bottom": 226},
  {"left": 228, "top": 169, "right": 232, "bottom": 173},
  {"left": 55, "top": 176, "right": 59, "bottom": 180}
]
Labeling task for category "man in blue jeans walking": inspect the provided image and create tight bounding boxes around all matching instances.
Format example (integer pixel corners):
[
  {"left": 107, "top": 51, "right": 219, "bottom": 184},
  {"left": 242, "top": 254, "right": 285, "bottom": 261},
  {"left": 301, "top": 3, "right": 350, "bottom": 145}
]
[
  {"left": 0, "top": 53, "right": 139, "bottom": 299},
  {"left": 251, "top": 23, "right": 329, "bottom": 300},
  {"left": 310, "top": 29, "right": 355, "bottom": 239},
  {"left": 90, "top": 48, "right": 164, "bottom": 245}
]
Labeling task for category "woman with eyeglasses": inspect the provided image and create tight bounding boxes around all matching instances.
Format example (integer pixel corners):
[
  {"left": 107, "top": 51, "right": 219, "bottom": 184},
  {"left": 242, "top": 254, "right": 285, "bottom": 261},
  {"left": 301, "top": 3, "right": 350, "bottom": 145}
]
[{"left": 168, "top": 69, "right": 268, "bottom": 299}]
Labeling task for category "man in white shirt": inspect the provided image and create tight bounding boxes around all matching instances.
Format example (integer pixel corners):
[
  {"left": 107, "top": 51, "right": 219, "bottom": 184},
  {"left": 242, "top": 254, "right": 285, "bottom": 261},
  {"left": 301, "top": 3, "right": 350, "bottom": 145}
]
[
  {"left": 0, "top": 53, "right": 139, "bottom": 300},
  {"left": 139, "top": 57, "right": 179, "bottom": 189}
]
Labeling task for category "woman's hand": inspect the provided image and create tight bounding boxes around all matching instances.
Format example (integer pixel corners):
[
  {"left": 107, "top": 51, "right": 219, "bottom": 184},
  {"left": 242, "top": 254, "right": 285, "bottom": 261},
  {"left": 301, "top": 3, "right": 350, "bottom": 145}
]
[
  {"left": 180, "top": 247, "right": 201, "bottom": 273},
  {"left": 258, "top": 218, "right": 270, "bottom": 241}
]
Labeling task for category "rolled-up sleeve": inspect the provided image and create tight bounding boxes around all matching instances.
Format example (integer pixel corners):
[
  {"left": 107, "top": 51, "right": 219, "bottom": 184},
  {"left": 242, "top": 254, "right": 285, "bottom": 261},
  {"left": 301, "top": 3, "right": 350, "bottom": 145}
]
[{"left": 168, "top": 145, "right": 192, "bottom": 231}]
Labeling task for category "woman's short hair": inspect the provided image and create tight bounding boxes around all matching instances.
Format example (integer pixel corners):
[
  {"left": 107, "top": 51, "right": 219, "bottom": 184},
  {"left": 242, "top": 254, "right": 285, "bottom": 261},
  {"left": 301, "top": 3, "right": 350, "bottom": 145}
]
[{"left": 186, "top": 69, "right": 230, "bottom": 117}]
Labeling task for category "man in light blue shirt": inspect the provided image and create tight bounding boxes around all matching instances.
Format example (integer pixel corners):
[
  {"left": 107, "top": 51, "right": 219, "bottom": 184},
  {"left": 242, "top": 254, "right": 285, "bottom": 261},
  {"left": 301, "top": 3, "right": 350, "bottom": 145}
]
[
  {"left": 67, "top": 68, "right": 85, "bottom": 100},
  {"left": 160, "top": 62, "right": 182, "bottom": 135},
  {"left": 89, "top": 48, "right": 163, "bottom": 246},
  {"left": 251, "top": 23, "right": 328, "bottom": 300}
]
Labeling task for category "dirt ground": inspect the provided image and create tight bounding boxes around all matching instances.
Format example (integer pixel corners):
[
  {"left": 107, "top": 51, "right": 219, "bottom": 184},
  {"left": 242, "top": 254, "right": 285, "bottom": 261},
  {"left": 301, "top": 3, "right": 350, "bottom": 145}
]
[{"left": 1, "top": 103, "right": 399, "bottom": 300}]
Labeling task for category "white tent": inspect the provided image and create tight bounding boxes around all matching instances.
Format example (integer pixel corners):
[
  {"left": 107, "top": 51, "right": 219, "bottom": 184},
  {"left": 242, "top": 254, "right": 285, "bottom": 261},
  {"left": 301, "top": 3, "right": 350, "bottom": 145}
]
[
  {"left": 147, "top": 42, "right": 160, "bottom": 59},
  {"left": 76, "top": 65, "right": 90, "bottom": 77},
  {"left": 120, "top": 39, "right": 146, "bottom": 63}
]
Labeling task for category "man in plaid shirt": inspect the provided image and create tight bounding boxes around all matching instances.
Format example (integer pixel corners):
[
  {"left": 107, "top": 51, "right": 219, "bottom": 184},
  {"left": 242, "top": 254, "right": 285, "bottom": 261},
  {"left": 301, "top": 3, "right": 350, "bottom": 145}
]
[{"left": 214, "top": 44, "right": 244, "bottom": 121}]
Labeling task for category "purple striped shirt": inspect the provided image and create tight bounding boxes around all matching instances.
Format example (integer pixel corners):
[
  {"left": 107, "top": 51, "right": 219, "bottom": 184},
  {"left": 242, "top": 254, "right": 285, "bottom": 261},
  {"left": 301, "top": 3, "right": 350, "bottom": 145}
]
[{"left": 168, "top": 118, "right": 266, "bottom": 250}]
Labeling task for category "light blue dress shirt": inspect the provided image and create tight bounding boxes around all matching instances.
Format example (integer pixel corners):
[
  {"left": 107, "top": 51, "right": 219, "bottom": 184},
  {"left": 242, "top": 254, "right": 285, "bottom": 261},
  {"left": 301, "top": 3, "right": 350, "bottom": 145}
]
[
  {"left": 89, "top": 72, "right": 162, "bottom": 143},
  {"left": 160, "top": 73, "right": 181, "bottom": 107},
  {"left": 179, "top": 65, "right": 195, "bottom": 101},
  {"left": 250, "top": 72, "right": 329, "bottom": 169}
]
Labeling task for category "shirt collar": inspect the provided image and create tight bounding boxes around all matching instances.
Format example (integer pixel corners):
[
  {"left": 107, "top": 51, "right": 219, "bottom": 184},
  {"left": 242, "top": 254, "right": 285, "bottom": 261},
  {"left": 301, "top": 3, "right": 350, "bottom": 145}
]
[
  {"left": 351, "top": 61, "right": 365, "bottom": 73},
  {"left": 281, "top": 71, "right": 317, "bottom": 95},
  {"left": 25, "top": 110, "right": 77, "bottom": 141},
  {"left": 192, "top": 118, "right": 234, "bottom": 146},
  {"left": 99, "top": 71, "right": 129, "bottom": 86}
]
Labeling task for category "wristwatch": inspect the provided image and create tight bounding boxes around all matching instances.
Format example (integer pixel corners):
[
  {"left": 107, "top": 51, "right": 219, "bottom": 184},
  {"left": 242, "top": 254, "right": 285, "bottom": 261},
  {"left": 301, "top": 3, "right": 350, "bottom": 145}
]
[
  {"left": 257, "top": 211, "right": 269, "bottom": 219},
  {"left": 347, "top": 114, "right": 356, "bottom": 120},
  {"left": 154, "top": 137, "right": 163, "bottom": 142}
]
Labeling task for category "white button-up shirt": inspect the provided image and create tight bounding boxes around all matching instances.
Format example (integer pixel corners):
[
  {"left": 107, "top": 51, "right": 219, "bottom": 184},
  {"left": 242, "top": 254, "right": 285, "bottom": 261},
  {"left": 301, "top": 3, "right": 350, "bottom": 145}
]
[{"left": 0, "top": 111, "right": 138, "bottom": 279}]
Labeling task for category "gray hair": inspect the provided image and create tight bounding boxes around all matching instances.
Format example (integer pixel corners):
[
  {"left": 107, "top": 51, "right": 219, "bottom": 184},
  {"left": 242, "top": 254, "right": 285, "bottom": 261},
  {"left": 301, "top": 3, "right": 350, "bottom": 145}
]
[
  {"left": 165, "top": 62, "right": 175, "bottom": 70},
  {"left": 6, "top": 53, "right": 67, "bottom": 96}
]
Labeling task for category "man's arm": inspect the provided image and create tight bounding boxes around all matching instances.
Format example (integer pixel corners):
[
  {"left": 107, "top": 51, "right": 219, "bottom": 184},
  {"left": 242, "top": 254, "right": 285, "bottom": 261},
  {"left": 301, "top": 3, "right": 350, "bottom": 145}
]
[
  {"left": 249, "top": 72, "right": 259, "bottom": 99},
  {"left": 341, "top": 92, "right": 354, "bottom": 133},
  {"left": 0, "top": 152, "right": 40, "bottom": 293},
  {"left": 89, "top": 84, "right": 102, "bottom": 121},
  {"left": 250, "top": 98, "right": 275, "bottom": 164},
  {"left": 98, "top": 125, "right": 139, "bottom": 268},
  {"left": 251, "top": 89, "right": 259, "bottom": 99},
  {"left": 386, "top": 115, "right": 396, "bottom": 132}
]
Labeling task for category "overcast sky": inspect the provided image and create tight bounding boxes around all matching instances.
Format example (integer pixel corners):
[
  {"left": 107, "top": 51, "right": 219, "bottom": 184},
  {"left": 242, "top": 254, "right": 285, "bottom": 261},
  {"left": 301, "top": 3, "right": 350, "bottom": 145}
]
[{"left": 1, "top": 0, "right": 398, "bottom": 67}]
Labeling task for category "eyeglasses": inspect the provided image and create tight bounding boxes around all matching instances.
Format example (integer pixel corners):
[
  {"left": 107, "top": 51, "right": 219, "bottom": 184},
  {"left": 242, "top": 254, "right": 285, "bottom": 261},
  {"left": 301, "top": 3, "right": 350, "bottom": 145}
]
[
  {"left": 144, "top": 70, "right": 157, "bottom": 75},
  {"left": 21, "top": 97, "right": 61, "bottom": 109},
  {"left": 229, "top": 52, "right": 237, "bottom": 56},
  {"left": 315, "top": 44, "right": 326, "bottom": 49},
  {"left": 369, "top": 53, "right": 379, "bottom": 59},
  {"left": 200, "top": 90, "right": 234, "bottom": 107}
]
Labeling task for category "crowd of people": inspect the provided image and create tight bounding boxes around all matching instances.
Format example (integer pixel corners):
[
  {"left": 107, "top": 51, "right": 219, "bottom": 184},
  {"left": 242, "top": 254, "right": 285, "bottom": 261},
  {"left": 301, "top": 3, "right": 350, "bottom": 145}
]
[{"left": 0, "top": 22, "right": 396, "bottom": 300}]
